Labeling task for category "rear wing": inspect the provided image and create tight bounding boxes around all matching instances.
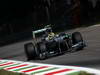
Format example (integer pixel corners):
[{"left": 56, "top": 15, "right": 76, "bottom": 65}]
[
  {"left": 32, "top": 25, "right": 51, "bottom": 45},
  {"left": 32, "top": 28, "right": 47, "bottom": 39},
  {"left": 32, "top": 25, "right": 51, "bottom": 39},
  {"left": 32, "top": 28, "right": 48, "bottom": 45}
]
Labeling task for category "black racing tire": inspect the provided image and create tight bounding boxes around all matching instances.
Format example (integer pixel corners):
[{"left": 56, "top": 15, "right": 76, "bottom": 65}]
[
  {"left": 38, "top": 42, "right": 47, "bottom": 60},
  {"left": 72, "top": 32, "right": 83, "bottom": 44},
  {"left": 72, "top": 32, "right": 84, "bottom": 50},
  {"left": 24, "top": 42, "right": 37, "bottom": 61}
]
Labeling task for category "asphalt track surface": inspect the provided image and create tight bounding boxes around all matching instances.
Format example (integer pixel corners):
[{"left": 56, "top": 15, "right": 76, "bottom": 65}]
[{"left": 0, "top": 25, "right": 100, "bottom": 70}]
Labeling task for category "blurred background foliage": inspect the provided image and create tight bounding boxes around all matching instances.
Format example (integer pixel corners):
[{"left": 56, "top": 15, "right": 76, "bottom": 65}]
[{"left": 0, "top": 0, "right": 100, "bottom": 46}]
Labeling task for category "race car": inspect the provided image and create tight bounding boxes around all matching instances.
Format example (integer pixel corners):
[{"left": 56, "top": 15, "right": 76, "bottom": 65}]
[{"left": 24, "top": 25, "right": 86, "bottom": 60}]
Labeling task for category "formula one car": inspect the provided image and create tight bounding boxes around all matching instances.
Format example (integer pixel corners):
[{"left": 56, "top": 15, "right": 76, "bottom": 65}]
[{"left": 24, "top": 25, "right": 86, "bottom": 60}]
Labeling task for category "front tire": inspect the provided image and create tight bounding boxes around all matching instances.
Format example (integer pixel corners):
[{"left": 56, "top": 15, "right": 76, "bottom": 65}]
[
  {"left": 72, "top": 32, "right": 84, "bottom": 50},
  {"left": 72, "top": 32, "right": 83, "bottom": 44}
]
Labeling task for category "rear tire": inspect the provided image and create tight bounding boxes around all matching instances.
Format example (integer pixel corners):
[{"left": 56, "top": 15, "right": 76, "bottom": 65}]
[{"left": 24, "top": 43, "right": 37, "bottom": 61}]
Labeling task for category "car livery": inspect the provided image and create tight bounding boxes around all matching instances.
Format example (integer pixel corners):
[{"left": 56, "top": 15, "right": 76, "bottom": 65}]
[{"left": 24, "top": 25, "right": 86, "bottom": 60}]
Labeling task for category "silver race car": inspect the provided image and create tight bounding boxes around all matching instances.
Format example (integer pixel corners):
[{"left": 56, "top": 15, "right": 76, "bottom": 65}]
[{"left": 24, "top": 25, "right": 86, "bottom": 60}]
